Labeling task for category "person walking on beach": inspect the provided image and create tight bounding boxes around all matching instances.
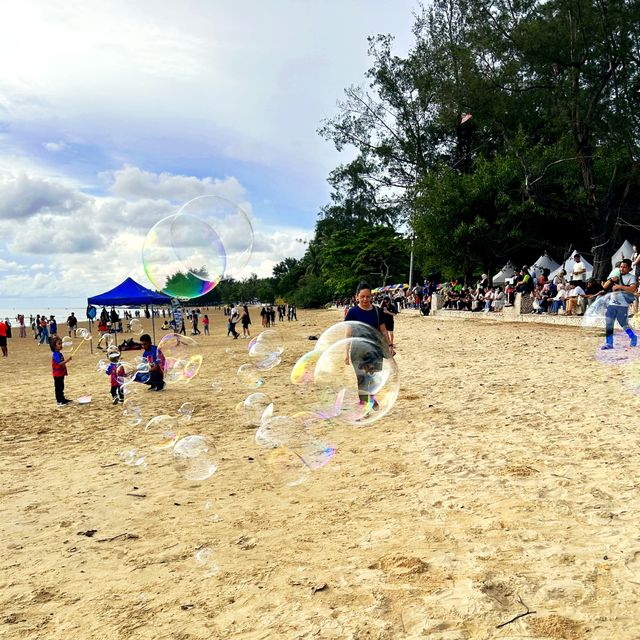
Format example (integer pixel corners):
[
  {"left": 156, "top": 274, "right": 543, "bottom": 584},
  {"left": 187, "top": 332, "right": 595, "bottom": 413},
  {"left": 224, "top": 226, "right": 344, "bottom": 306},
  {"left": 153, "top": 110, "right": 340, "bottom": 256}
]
[
  {"left": 67, "top": 312, "right": 78, "bottom": 337},
  {"left": 38, "top": 315, "right": 50, "bottom": 345},
  {"left": 228, "top": 304, "right": 240, "bottom": 339},
  {"left": 18, "top": 314, "right": 26, "bottom": 338},
  {"left": 202, "top": 314, "right": 210, "bottom": 335},
  {"left": 344, "top": 282, "right": 395, "bottom": 410},
  {"left": 240, "top": 304, "right": 251, "bottom": 338},
  {"left": 0, "top": 318, "right": 8, "bottom": 356},
  {"left": 51, "top": 336, "right": 72, "bottom": 406},
  {"left": 601, "top": 258, "right": 637, "bottom": 349}
]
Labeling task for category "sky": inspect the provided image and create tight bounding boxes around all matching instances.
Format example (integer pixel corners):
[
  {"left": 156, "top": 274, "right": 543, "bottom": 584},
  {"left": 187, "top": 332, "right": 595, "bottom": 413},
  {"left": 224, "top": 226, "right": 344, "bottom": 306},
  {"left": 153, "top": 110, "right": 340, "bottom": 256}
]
[{"left": 0, "top": 0, "right": 419, "bottom": 303}]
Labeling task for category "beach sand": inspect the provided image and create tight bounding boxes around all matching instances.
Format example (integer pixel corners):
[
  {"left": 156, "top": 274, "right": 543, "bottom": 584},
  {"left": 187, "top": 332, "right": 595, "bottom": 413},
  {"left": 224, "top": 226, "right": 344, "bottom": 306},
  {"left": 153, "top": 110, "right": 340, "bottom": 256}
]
[{"left": 1, "top": 309, "right": 640, "bottom": 639}]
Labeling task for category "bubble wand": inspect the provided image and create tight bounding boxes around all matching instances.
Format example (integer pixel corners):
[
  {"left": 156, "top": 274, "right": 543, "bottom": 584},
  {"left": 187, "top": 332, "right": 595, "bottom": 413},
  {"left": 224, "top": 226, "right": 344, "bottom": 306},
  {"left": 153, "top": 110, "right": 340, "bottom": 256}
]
[{"left": 70, "top": 331, "right": 93, "bottom": 357}]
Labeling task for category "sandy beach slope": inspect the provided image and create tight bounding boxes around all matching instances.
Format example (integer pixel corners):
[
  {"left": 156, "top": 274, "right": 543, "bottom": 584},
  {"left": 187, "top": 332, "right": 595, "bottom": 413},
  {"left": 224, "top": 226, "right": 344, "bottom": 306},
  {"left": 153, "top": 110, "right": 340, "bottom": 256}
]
[{"left": 1, "top": 309, "right": 639, "bottom": 639}]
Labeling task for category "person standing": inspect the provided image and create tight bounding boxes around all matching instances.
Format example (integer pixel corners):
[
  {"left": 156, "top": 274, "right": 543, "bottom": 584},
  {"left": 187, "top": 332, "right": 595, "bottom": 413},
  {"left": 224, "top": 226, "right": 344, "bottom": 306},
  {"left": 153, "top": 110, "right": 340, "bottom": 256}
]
[
  {"left": 38, "top": 315, "right": 50, "bottom": 345},
  {"left": 380, "top": 297, "right": 398, "bottom": 347},
  {"left": 0, "top": 318, "right": 8, "bottom": 356},
  {"left": 49, "top": 316, "right": 58, "bottom": 337},
  {"left": 202, "top": 314, "right": 210, "bottom": 335},
  {"left": 18, "top": 314, "right": 26, "bottom": 338},
  {"left": 67, "top": 312, "right": 78, "bottom": 337},
  {"left": 240, "top": 305, "right": 251, "bottom": 338},
  {"left": 601, "top": 258, "right": 637, "bottom": 349},
  {"left": 344, "top": 282, "right": 395, "bottom": 409},
  {"left": 228, "top": 304, "right": 240, "bottom": 339},
  {"left": 50, "top": 336, "right": 72, "bottom": 406},
  {"left": 571, "top": 253, "right": 587, "bottom": 286}
]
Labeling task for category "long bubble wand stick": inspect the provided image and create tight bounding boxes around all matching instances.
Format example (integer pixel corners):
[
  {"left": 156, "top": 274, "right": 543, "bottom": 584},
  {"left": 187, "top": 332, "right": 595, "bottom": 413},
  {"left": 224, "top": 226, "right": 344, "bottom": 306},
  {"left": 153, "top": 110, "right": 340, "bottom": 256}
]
[{"left": 70, "top": 335, "right": 92, "bottom": 357}]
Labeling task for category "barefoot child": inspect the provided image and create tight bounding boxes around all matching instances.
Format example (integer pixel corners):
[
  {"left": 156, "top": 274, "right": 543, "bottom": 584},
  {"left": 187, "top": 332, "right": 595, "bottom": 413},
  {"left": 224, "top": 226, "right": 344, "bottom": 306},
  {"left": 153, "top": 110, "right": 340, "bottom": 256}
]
[{"left": 51, "top": 336, "right": 72, "bottom": 406}]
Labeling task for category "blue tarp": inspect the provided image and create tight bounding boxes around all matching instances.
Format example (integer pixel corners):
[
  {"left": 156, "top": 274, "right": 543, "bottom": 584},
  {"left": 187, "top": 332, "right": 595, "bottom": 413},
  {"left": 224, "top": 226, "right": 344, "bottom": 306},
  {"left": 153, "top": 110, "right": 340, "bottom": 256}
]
[{"left": 87, "top": 277, "right": 172, "bottom": 306}]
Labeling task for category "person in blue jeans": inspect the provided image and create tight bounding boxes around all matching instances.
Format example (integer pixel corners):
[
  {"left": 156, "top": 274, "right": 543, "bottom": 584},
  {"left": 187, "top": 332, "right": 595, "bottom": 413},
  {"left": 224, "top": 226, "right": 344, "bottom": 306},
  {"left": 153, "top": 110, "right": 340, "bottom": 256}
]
[{"left": 601, "top": 259, "right": 637, "bottom": 350}]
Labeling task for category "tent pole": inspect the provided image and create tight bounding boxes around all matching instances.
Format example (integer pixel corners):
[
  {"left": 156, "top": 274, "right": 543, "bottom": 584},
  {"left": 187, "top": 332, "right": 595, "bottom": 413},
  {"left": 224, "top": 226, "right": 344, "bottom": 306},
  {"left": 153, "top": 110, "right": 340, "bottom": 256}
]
[{"left": 151, "top": 306, "right": 156, "bottom": 344}]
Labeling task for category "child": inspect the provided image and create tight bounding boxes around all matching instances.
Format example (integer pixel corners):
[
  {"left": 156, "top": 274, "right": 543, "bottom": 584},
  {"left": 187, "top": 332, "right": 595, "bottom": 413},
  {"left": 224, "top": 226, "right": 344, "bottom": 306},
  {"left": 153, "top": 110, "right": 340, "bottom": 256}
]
[
  {"left": 106, "top": 354, "right": 125, "bottom": 404},
  {"left": 50, "top": 336, "right": 72, "bottom": 406},
  {"left": 202, "top": 314, "right": 210, "bottom": 335}
]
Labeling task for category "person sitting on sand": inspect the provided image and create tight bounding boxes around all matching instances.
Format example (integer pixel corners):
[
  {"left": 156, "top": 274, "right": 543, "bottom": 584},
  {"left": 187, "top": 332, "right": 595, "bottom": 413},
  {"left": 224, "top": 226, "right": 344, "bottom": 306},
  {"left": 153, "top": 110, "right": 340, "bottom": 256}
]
[{"left": 138, "top": 334, "right": 165, "bottom": 391}]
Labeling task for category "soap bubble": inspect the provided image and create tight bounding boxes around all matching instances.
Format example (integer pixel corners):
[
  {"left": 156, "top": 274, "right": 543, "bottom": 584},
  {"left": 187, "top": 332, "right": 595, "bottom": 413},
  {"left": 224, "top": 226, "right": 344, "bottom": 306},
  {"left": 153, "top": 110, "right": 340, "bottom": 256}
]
[
  {"left": 107, "top": 345, "right": 120, "bottom": 361},
  {"left": 77, "top": 328, "right": 92, "bottom": 341},
  {"left": 237, "top": 363, "right": 265, "bottom": 389},
  {"left": 236, "top": 393, "right": 273, "bottom": 427},
  {"left": 142, "top": 213, "right": 226, "bottom": 299},
  {"left": 123, "top": 399, "right": 143, "bottom": 426},
  {"left": 158, "top": 334, "right": 203, "bottom": 384},
  {"left": 291, "top": 350, "right": 322, "bottom": 385},
  {"left": 62, "top": 337, "right": 73, "bottom": 352},
  {"left": 96, "top": 358, "right": 109, "bottom": 372},
  {"left": 315, "top": 321, "right": 391, "bottom": 358},
  {"left": 115, "top": 361, "right": 137, "bottom": 386},
  {"left": 260, "top": 447, "right": 310, "bottom": 487},
  {"left": 173, "top": 435, "right": 218, "bottom": 481},
  {"left": 582, "top": 295, "right": 610, "bottom": 328},
  {"left": 119, "top": 449, "right": 146, "bottom": 467},
  {"left": 177, "top": 402, "right": 195, "bottom": 418},
  {"left": 144, "top": 415, "right": 180, "bottom": 450},
  {"left": 210, "top": 379, "right": 222, "bottom": 392},
  {"left": 176, "top": 194, "right": 254, "bottom": 277},
  {"left": 309, "top": 337, "right": 399, "bottom": 425},
  {"left": 130, "top": 318, "right": 143, "bottom": 335},
  {"left": 253, "top": 329, "right": 284, "bottom": 355}
]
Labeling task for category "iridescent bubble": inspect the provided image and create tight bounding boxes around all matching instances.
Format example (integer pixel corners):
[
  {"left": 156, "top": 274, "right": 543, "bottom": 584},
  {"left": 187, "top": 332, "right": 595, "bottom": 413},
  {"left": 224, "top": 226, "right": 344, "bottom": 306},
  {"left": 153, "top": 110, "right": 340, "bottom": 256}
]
[
  {"left": 142, "top": 213, "right": 226, "bottom": 299},
  {"left": 236, "top": 393, "right": 273, "bottom": 427},
  {"left": 96, "top": 358, "right": 109, "bottom": 372},
  {"left": 176, "top": 194, "right": 254, "bottom": 277},
  {"left": 315, "top": 321, "right": 391, "bottom": 358},
  {"left": 62, "top": 337, "right": 74, "bottom": 352},
  {"left": 144, "top": 415, "right": 180, "bottom": 450},
  {"left": 173, "top": 435, "right": 218, "bottom": 481},
  {"left": 158, "top": 333, "right": 203, "bottom": 384},
  {"left": 260, "top": 447, "right": 310, "bottom": 487},
  {"left": 290, "top": 350, "right": 322, "bottom": 385},
  {"left": 254, "top": 329, "right": 284, "bottom": 355},
  {"left": 237, "top": 363, "right": 265, "bottom": 389},
  {"left": 210, "top": 379, "right": 222, "bottom": 393},
  {"left": 310, "top": 337, "right": 399, "bottom": 425},
  {"left": 178, "top": 402, "right": 195, "bottom": 418}
]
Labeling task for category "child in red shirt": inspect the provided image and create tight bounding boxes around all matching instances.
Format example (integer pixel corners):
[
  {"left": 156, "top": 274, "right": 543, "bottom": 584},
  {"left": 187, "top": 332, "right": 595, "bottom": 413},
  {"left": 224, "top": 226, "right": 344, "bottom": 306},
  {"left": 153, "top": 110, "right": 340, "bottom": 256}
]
[{"left": 51, "top": 336, "right": 72, "bottom": 406}]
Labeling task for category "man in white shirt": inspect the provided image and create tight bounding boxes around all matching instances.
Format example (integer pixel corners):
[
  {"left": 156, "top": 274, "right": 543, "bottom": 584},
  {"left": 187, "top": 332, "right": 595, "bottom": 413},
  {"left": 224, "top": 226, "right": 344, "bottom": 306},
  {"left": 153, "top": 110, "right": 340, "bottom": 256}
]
[{"left": 571, "top": 254, "right": 587, "bottom": 285}]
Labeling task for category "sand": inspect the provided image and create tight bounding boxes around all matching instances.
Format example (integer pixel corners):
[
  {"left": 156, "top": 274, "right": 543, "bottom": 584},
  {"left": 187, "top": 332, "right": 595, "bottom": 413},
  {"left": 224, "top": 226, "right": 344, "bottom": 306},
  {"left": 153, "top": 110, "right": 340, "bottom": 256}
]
[{"left": 1, "top": 309, "right": 640, "bottom": 639}]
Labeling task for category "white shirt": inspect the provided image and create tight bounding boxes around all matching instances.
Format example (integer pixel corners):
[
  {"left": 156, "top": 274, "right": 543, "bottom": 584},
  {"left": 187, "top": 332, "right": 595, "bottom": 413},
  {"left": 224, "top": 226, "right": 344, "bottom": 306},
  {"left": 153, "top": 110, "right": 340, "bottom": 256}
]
[
  {"left": 572, "top": 260, "right": 586, "bottom": 281},
  {"left": 568, "top": 286, "right": 585, "bottom": 298}
]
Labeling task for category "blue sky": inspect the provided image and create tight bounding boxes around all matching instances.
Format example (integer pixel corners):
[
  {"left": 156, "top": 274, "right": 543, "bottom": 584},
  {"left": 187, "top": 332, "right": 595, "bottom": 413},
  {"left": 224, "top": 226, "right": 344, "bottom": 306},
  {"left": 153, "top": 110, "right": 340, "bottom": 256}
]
[{"left": 0, "top": 0, "right": 418, "bottom": 299}]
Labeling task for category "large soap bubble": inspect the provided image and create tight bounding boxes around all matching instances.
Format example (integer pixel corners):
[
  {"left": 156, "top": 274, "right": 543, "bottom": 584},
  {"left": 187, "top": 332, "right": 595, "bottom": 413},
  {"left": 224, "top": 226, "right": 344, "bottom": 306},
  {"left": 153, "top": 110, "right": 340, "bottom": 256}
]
[
  {"left": 142, "top": 213, "right": 226, "bottom": 299},
  {"left": 144, "top": 415, "right": 180, "bottom": 450},
  {"left": 237, "top": 363, "right": 265, "bottom": 389},
  {"left": 173, "top": 435, "right": 218, "bottom": 481},
  {"left": 176, "top": 195, "right": 254, "bottom": 277},
  {"left": 236, "top": 392, "right": 273, "bottom": 427},
  {"left": 315, "top": 321, "right": 391, "bottom": 358},
  {"left": 158, "top": 333, "right": 203, "bottom": 384},
  {"left": 309, "top": 337, "right": 399, "bottom": 425}
]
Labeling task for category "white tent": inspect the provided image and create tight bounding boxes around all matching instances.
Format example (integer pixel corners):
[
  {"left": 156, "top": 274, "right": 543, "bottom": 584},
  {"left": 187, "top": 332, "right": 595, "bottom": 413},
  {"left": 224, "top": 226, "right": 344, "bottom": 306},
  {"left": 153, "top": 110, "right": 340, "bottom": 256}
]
[
  {"left": 492, "top": 261, "right": 516, "bottom": 284},
  {"left": 531, "top": 252, "right": 561, "bottom": 276},
  {"left": 549, "top": 250, "right": 593, "bottom": 281},
  {"left": 611, "top": 240, "right": 634, "bottom": 268}
]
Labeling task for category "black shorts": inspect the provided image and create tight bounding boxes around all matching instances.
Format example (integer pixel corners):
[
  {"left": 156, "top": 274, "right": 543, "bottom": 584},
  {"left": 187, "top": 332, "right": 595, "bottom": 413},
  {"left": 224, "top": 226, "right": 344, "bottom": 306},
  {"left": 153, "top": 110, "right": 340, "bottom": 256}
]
[{"left": 0, "top": 336, "right": 6, "bottom": 347}]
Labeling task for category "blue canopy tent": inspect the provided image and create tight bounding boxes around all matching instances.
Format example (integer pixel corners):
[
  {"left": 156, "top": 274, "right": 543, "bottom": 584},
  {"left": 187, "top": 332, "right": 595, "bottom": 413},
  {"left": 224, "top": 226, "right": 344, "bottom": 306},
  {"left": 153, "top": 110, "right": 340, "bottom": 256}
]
[{"left": 88, "top": 277, "right": 172, "bottom": 343}]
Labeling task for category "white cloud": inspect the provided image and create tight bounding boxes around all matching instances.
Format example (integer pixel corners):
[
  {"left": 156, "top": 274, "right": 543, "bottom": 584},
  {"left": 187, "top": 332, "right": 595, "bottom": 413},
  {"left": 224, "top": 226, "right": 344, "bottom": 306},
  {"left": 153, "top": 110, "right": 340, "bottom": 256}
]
[
  {"left": 43, "top": 141, "right": 66, "bottom": 152},
  {"left": 0, "top": 170, "right": 86, "bottom": 220}
]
